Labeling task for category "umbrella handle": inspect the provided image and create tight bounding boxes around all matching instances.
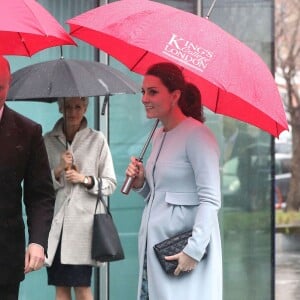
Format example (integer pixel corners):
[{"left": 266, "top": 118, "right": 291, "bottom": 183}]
[
  {"left": 121, "top": 119, "right": 159, "bottom": 195},
  {"left": 120, "top": 172, "right": 139, "bottom": 195}
]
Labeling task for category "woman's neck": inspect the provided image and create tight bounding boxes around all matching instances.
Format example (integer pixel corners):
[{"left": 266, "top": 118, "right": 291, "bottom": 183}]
[
  {"left": 161, "top": 111, "right": 187, "bottom": 132},
  {"left": 64, "top": 124, "right": 81, "bottom": 142}
]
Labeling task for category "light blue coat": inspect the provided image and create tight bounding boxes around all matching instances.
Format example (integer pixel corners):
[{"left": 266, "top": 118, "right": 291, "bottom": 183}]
[{"left": 136, "top": 118, "right": 222, "bottom": 300}]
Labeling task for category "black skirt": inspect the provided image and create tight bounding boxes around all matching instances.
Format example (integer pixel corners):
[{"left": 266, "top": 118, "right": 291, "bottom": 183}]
[{"left": 47, "top": 241, "right": 92, "bottom": 287}]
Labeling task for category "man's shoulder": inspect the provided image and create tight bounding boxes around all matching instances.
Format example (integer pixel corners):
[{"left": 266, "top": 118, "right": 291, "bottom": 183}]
[{"left": 5, "top": 106, "right": 40, "bottom": 129}]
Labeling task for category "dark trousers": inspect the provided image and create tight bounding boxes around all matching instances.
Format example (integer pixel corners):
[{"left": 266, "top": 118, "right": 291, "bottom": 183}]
[{"left": 0, "top": 283, "right": 20, "bottom": 300}]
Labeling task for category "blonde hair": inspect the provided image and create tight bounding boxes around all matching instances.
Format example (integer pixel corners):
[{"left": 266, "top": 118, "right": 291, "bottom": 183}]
[{"left": 57, "top": 97, "right": 89, "bottom": 112}]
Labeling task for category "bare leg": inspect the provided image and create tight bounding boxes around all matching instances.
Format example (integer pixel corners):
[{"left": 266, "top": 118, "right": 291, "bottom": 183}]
[
  {"left": 56, "top": 286, "right": 72, "bottom": 300},
  {"left": 74, "top": 286, "right": 93, "bottom": 300}
]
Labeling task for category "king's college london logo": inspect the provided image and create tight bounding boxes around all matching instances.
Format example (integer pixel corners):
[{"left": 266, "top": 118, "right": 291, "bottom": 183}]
[{"left": 163, "top": 33, "right": 213, "bottom": 72}]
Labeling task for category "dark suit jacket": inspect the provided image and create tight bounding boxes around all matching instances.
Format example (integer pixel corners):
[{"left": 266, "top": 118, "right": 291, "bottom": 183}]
[
  {"left": 0, "top": 105, "right": 55, "bottom": 284},
  {"left": 228, "top": 131, "right": 255, "bottom": 161}
]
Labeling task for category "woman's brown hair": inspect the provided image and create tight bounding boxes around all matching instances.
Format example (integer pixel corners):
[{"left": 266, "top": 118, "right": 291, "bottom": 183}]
[{"left": 146, "top": 62, "right": 205, "bottom": 122}]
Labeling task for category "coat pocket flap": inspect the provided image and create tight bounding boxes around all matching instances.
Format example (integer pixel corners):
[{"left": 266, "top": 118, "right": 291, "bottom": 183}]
[{"left": 165, "top": 192, "right": 199, "bottom": 205}]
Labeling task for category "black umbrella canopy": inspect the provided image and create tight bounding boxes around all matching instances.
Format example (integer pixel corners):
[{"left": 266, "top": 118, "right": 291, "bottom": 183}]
[{"left": 7, "top": 58, "right": 140, "bottom": 102}]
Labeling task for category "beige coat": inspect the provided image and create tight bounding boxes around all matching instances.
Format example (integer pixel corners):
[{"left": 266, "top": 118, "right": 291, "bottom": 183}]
[{"left": 44, "top": 118, "right": 117, "bottom": 266}]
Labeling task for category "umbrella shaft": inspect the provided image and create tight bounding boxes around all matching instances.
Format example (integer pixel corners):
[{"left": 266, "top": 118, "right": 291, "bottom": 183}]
[
  {"left": 138, "top": 119, "right": 159, "bottom": 160},
  {"left": 121, "top": 119, "right": 159, "bottom": 195}
]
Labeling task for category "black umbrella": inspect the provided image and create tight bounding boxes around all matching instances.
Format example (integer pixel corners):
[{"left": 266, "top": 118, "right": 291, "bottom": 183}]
[
  {"left": 7, "top": 58, "right": 140, "bottom": 150},
  {"left": 7, "top": 57, "right": 140, "bottom": 113}
]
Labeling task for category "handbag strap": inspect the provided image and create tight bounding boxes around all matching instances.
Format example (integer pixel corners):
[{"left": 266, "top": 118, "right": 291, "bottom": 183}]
[{"left": 94, "top": 178, "right": 110, "bottom": 215}]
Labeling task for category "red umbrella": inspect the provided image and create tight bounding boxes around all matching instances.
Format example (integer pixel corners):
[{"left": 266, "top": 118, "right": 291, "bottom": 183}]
[
  {"left": 67, "top": 0, "right": 288, "bottom": 137},
  {"left": 0, "top": 0, "right": 76, "bottom": 56}
]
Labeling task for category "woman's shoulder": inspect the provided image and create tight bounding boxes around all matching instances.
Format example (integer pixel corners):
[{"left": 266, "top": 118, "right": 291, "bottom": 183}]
[
  {"left": 44, "top": 118, "right": 63, "bottom": 138},
  {"left": 43, "top": 128, "right": 58, "bottom": 140},
  {"left": 182, "top": 117, "right": 212, "bottom": 135},
  {"left": 85, "top": 128, "right": 108, "bottom": 144},
  {"left": 185, "top": 118, "right": 219, "bottom": 147},
  {"left": 87, "top": 128, "right": 105, "bottom": 137}
]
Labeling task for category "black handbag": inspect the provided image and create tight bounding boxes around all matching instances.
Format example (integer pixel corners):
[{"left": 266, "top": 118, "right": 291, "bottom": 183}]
[
  {"left": 91, "top": 179, "right": 125, "bottom": 262},
  {"left": 153, "top": 230, "right": 192, "bottom": 274}
]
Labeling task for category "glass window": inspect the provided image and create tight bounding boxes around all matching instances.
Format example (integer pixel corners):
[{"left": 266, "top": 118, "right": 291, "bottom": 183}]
[{"left": 206, "top": 1, "right": 274, "bottom": 299}]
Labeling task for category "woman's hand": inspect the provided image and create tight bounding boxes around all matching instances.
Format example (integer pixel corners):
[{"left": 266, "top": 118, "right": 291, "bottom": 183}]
[
  {"left": 125, "top": 156, "right": 145, "bottom": 189},
  {"left": 65, "top": 169, "right": 84, "bottom": 184},
  {"left": 61, "top": 150, "right": 74, "bottom": 170},
  {"left": 165, "top": 252, "right": 198, "bottom": 276},
  {"left": 54, "top": 150, "right": 75, "bottom": 180}
]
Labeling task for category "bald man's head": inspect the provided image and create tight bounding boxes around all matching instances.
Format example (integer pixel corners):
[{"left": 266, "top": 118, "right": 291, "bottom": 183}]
[
  {"left": 0, "top": 56, "right": 11, "bottom": 109},
  {"left": 0, "top": 56, "right": 10, "bottom": 73}
]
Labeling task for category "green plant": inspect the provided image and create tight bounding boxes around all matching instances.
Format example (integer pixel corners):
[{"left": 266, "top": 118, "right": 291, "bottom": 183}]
[
  {"left": 276, "top": 210, "right": 300, "bottom": 226},
  {"left": 222, "top": 211, "right": 270, "bottom": 231},
  {"left": 276, "top": 210, "right": 300, "bottom": 234}
]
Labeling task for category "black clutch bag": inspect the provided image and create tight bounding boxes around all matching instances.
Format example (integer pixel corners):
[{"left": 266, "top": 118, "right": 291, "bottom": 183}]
[{"left": 153, "top": 230, "right": 192, "bottom": 274}]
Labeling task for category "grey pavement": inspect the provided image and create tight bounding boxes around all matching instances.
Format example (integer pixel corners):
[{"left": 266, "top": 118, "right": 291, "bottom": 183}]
[{"left": 276, "top": 251, "right": 300, "bottom": 300}]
